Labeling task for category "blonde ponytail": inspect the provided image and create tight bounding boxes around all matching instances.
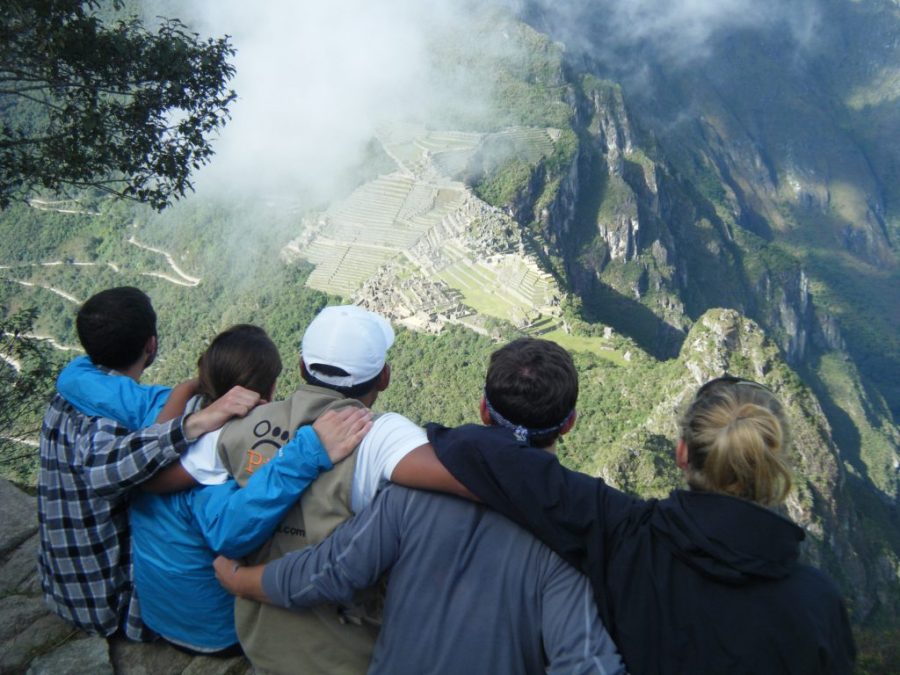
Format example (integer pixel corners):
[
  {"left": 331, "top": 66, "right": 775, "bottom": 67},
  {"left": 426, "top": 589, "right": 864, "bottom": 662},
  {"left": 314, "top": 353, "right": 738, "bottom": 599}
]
[{"left": 680, "top": 379, "right": 792, "bottom": 506}]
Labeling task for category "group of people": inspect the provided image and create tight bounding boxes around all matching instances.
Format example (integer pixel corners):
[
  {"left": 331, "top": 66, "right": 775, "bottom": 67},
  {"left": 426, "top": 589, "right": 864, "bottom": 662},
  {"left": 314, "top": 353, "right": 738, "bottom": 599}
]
[{"left": 37, "top": 286, "right": 855, "bottom": 674}]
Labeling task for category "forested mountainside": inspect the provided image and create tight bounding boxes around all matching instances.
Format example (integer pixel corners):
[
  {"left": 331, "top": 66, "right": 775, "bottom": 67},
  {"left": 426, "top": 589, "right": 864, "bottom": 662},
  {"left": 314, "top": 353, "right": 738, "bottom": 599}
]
[
  {"left": 0, "top": 0, "right": 897, "bottom": 667},
  {"left": 485, "top": 0, "right": 900, "bottom": 631}
]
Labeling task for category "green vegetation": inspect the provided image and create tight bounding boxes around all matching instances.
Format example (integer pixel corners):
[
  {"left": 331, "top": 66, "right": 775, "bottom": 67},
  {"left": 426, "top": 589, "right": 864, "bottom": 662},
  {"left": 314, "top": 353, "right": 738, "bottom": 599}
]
[
  {"left": 814, "top": 352, "right": 900, "bottom": 500},
  {"left": 0, "top": 0, "right": 236, "bottom": 209},
  {"left": 539, "top": 328, "right": 626, "bottom": 364},
  {"left": 0, "top": 308, "right": 64, "bottom": 486},
  {"left": 472, "top": 158, "right": 533, "bottom": 206}
]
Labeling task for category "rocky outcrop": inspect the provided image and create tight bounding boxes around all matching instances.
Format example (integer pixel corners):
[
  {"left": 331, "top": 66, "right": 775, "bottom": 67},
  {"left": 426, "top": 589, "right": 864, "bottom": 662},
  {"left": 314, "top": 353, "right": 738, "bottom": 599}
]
[
  {"left": 513, "top": 69, "right": 846, "bottom": 375},
  {"left": 0, "top": 479, "right": 250, "bottom": 675},
  {"left": 585, "top": 81, "right": 634, "bottom": 176}
]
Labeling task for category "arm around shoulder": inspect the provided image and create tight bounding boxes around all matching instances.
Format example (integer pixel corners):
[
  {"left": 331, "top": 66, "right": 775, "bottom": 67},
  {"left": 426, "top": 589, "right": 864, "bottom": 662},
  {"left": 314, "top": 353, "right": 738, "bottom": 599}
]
[
  {"left": 75, "top": 416, "right": 189, "bottom": 499},
  {"left": 390, "top": 443, "right": 474, "bottom": 500},
  {"left": 259, "top": 487, "right": 407, "bottom": 610},
  {"left": 427, "top": 423, "right": 637, "bottom": 573},
  {"left": 192, "top": 425, "right": 333, "bottom": 558}
]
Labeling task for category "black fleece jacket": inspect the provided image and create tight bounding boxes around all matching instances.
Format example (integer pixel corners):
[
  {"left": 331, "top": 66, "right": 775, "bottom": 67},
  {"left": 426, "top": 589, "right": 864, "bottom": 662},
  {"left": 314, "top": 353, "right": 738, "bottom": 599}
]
[{"left": 428, "top": 423, "right": 855, "bottom": 675}]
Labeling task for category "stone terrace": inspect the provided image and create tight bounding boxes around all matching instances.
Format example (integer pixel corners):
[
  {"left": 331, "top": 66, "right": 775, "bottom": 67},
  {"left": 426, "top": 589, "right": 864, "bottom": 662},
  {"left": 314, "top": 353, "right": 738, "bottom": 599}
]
[{"left": 284, "top": 125, "right": 564, "bottom": 335}]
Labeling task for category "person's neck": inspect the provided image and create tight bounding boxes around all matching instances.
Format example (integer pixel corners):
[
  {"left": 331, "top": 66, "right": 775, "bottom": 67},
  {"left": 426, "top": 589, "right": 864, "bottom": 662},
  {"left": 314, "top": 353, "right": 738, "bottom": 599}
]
[
  {"left": 356, "top": 391, "right": 376, "bottom": 408},
  {"left": 118, "top": 360, "right": 145, "bottom": 383}
]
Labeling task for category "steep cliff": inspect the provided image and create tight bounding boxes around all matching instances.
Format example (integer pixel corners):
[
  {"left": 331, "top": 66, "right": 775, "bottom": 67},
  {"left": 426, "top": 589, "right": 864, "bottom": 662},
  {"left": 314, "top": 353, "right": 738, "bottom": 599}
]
[
  {"left": 466, "top": 6, "right": 900, "bottom": 625},
  {"left": 552, "top": 307, "right": 897, "bottom": 621}
]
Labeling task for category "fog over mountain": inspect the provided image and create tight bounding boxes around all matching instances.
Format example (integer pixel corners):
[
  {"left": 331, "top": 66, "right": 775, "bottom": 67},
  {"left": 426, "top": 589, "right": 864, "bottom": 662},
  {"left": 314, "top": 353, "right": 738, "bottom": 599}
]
[
  {"left": 518, "top": 0, "right": 822, "bottom": 61},
  {"left": 155, "top": 0, "right": 825, "bottom": 200},
  {"left": 151, "top": 1, "right": 494, "bottom": 200}
]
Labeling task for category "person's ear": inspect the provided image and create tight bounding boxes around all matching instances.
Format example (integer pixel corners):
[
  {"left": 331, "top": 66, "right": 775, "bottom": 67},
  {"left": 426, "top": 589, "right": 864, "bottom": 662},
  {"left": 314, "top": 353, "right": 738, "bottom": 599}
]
[
  {"left": 479, "top": 398, "right": 491, "bottom": 425},
  {"left": 560, "top": 409, "right": 577, "bottom": 436},
  {"left": 676, "top": 438, "right": 690, "bottom": 470},
  {"left": 143, "top": 335, "right": 158, "bottom": 367},
  {"left": 376, "top": 364, "right": 391, "bottom": 392}
]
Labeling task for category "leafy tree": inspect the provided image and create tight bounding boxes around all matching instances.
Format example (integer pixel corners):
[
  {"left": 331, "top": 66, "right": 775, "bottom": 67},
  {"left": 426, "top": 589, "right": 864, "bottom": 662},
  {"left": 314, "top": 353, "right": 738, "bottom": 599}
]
[
  {"left": 0, "top": 308, "right": 59, "bottom": 483},
  {"left": 0, "top": 0, "right": 236, "bottom": 210}
]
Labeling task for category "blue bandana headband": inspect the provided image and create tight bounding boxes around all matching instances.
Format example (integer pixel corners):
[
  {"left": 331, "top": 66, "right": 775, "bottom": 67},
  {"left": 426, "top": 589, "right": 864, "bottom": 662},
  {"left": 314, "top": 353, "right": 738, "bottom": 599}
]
[{"left": 483, "top": 390, "right": 574, "bottom": 445}]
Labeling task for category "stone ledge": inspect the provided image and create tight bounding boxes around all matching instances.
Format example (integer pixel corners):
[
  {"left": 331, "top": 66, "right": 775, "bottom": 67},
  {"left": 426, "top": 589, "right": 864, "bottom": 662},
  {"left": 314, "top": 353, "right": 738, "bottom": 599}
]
[{"left": 0, "top": 479, "right": 251, "bottom": 675}]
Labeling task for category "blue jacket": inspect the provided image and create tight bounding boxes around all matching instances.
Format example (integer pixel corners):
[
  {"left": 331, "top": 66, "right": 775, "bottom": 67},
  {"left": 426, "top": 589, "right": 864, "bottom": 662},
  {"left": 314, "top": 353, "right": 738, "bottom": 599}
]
[
  {"left": 57, "top": 357, "right": 332, "bottom": 650},
  {"left": 57, "top": 355, "right": 172, "bottom": 428}
]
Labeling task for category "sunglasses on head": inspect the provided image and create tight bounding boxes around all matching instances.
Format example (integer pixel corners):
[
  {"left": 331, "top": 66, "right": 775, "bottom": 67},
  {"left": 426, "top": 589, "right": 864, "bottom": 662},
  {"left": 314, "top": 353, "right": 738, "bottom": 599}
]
[{"left": 694, "top": 375, "right": 773, "bottom": 402}]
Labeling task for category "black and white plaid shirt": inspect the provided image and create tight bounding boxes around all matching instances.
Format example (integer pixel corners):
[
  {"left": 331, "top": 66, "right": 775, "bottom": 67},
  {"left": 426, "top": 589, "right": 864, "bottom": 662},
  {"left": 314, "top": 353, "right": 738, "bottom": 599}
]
[{"left": 37, "top": 393, "right": 189, "bottom": 640}]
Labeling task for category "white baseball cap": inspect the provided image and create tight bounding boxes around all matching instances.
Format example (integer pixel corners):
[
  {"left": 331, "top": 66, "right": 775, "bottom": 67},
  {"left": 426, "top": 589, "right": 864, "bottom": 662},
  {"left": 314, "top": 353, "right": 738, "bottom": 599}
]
[{"left": 301, "top": 305, "right": 395, "bottom": 388}]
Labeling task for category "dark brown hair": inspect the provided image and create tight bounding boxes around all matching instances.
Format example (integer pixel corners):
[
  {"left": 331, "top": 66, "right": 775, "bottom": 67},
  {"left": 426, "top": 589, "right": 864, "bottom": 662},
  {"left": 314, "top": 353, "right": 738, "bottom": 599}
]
[
  {"left": 197, "top": 324, "right": 282, "bottom": 405},
  {"left": 76, "top": 287, "right": 157, "bottom": 370},
  {"left": 484, "top": 337, "right": 578, "bottom": 448}
]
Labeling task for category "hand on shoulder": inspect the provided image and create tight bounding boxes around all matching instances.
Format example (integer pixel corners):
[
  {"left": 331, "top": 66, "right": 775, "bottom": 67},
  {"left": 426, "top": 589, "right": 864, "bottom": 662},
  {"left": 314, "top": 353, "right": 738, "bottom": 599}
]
[
  {"left": 184, "top": 386, "right": 262, "bottom": 440},
  {"left": 314, "top": 407, "right": 373, "bottom": 464}
]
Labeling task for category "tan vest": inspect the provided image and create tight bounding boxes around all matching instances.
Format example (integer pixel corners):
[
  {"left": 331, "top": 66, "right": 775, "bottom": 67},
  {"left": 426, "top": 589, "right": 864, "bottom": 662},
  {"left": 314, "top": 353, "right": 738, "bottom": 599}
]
[{"left": 217, "top": 384, "right": 380, "bottom": 675}]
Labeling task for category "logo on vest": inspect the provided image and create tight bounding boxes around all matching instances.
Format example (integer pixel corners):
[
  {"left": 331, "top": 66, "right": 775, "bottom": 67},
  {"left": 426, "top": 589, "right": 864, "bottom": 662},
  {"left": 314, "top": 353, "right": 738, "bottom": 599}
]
[
  {"left": 276, "top": 524, "right": 306, "bottom": 537},
  {"left": 246, "top": 420, "right": 292, "bottom": 473}
]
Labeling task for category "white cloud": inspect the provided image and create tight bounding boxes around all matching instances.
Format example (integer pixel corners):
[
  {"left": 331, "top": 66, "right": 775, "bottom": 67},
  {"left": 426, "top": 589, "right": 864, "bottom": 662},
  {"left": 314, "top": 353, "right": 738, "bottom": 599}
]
[
  {"left": 174, "top": 2, "right": 444, "bottom": 199},
  {"left": 521, "top": 0, "right": 821, "bottom": 65},
  {"left": 149, "top": 0, "right": 822, "bottom": 202}
]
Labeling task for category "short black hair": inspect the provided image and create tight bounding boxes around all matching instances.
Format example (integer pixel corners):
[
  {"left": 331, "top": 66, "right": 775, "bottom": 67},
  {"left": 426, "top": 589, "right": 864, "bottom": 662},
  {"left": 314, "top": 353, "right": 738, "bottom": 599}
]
[
  {"left": 76, "top": 287, "right": 157, "bottom": 370},
  {"left": 301, "top": 362, "right": 383, "bottom": 399},
  {"left": 485, "top": 337, "right": 578, "bottom": 448}
]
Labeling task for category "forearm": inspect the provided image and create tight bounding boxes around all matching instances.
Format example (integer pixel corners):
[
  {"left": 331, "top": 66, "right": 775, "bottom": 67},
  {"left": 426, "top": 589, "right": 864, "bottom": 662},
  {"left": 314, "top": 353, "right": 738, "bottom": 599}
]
[
  {"left": 199, "top": 427, "right": 331, "bottom": 558},
  {"left": 78, "top": 417, "right": 188, "bottom": 498},
  {"left": 155, "top": 378, "right": 198, "bottom": 423},
  {"left": 427, "top": 423, "right": 603, "bottom": 569},
  {"left": 261, "top": 489, "right": 401, "bottom": 610},
  {"left": 218, "top": 560, "right": 270, "bottom": 603},
  {"left": 261, "top": 546, "right": 359, "bottom": 609},
  {"left": 140, "top": 462, "right": 198, "bottom": 493},
  {"left": 182, "top": 385, "right": 261, "bottom": 440},
  {"left": 542, "top": 561, "right": 625, "bottom": 675}
]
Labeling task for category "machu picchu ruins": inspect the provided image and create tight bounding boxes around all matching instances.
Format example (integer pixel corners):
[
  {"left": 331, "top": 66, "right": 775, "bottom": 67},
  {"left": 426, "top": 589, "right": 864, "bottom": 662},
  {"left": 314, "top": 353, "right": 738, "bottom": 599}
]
[{"left": 282, "top": 125, "right": 563, "bottom": 337}]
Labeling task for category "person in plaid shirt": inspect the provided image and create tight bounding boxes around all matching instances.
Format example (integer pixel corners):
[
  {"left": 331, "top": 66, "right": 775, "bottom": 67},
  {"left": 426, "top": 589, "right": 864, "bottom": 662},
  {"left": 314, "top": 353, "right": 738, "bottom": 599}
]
[{"left": 37, "top": 287, "right": 260, "bottom": 640}]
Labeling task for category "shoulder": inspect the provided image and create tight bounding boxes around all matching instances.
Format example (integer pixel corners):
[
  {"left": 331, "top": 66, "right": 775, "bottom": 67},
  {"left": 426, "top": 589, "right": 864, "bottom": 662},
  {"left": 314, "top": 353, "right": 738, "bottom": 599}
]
[
  {"left": 43, "top": 392, "right": 78, "bottom": 423},
  {"left": 218, "top": 398, "right": 294, "bottom": 449},
  {"left": 367, "top": 412, "right": 425, "bottom": 440},
  {"left": 41, "top": 394, "right": 87, "bottom": 444},
  {"left": 375, "top": 483, "right": 470, "bottom": 517},
  {"left": 770, "top": 564, "right": 854, "bottom": 643},
  {"left": 356, "top": 413, "right": 427, "bottom": 475},
  {"left": 426, "top": 422, "right": 501, "bottom": 448},
  {"left": 788, "top": 564, "right": 846, "bottom": 605},
  {"left": 228, "top": 397, "right": 293, "bottom": 427},
  {"left": 785, "top": 564, "right": 855, "bottom": 662}
]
